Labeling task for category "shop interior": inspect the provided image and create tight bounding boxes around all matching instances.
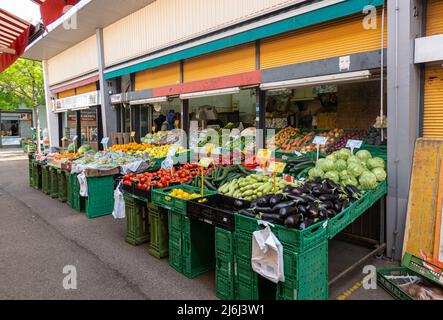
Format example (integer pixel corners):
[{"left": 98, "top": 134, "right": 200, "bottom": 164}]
[{"left": 62, "top": 108, "right": 99, "bottom": 151}]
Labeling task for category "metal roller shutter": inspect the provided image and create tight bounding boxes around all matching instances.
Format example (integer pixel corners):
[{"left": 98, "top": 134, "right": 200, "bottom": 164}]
[
  {"left": 423, "top": 64, "right": 443, "bottom": 138},
  {"left": 183, "top": 43, "right": 256, "bottom": 83},
  {"left": 260, "top": 11, "right": 387, "bottom": 70},
  {"left": 135, "top": 62, "right": 181, "bottom": 91},
  {"left": 427, "top": 0, "right": 443, "bottom": 36},
  {"left": 76, "top": 83, "right": 97, "bottom": 95},
  {"left": 57, "top": 89, "right": 76, "bottom": 99}
]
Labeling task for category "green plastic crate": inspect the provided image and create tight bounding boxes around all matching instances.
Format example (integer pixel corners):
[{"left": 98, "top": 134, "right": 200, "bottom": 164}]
[
  {"left": 32, "top": 161, "right": 42, "bottom": 190},
  {"left": 148, "top": 203, "right": 169, "bottom": 259},
  {"left": 168, "top": 210, "right": 215, "bottom": 279},
  {"left": 69, "top": 173, "right": 86, "bottom": 212},
  {"left": 125, "top": 195, "right": 150, "bottom": 246},
  {"left": 29, "top": 158, "right": 34, "bottom": 187},
  {"left": 85, "top": 175, "right": 115, "bottom": 219},
  {"left": 402, "top": 253, "right": 443, "bottom": 286},
  {"left": 49, "top": 167, "right": 58, "bottom": 198},
  {"left": 57, "top": 169, "right": 68, "bottom": 203},
  {"left": 349, "top": 181, "right": 387, "bottom": 223},
  {"left": 41, "top": 164, "right": 50, "bottom": 195},
  {"left": 152, "top": 185, "right": 216, "bottom": 214},
  {"left": 215, "top": 227, "right": 235, "bottom": 300},
  {"left": 376, "top": 267, "right": 415, "bottom": 300},
  {"left": 234, "top": 213, "right": 328, "bottom": 253}
]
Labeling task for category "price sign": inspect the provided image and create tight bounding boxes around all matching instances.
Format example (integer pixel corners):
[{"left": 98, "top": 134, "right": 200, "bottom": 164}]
[
  {"left": 72, "top": 136, "right": 78, "bottom": 141},
  {"left": 268, "top": 161, "right": 286, "bottom": 174},
  {"left": 161, "top": 157, "right": 174, "bottom": 171},
  {"left": 346, "top": 139, "right": 363, "bottom": 149},
  {"left": 294, "top": 151, "right": 302, "bottom": 156},
  {"left": 312, "top": 136, "right": 328, "bottom": 145},
  {"left": 199, "top": 157, "right": 213, "bottom": 168},
  {"left": 257, "top": 149, "right": 271, "bottom": 162},
  {"left": 167, "top": 146, "right": 178, "bottom": 158},
  {"left": 101, "top": 137, "right": 110, "bottom": 150}
]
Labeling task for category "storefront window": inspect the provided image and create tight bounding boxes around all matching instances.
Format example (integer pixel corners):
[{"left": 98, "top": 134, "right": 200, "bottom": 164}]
[
  {"left": 80, "top": 108, "right": 98, "bottom": 150},
  {"left": 65, "top": 111, "right": 77, "bottom": 146},
  {"left": 1, "top": 119, "right": 20, "bottom": 137},
  {"left": 152, "top": 98, "right": 181, "bottom": 132}
]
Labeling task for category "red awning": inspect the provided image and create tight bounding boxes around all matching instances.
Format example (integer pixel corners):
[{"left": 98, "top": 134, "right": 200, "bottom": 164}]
[
  {"left": 0, "top": 9, "right": 31, "bottom": 73},
  {"left": 31, "top": 0, "right": 80, "bottom": 27}
]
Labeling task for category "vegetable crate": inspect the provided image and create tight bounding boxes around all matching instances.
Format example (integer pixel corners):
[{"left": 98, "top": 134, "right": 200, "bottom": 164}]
[
  {"left": 168, "top": 210, "right": 215, "bottom": 278},
  {"left": 69, "top": 173, "right": 85, "bottom": 212},
  {"left": 360, "top": 144, "right": 387, "bottom": 161},
  {"left": 152, "top": 185, "right": 216, "bottom": 214},
  {"left": 234, "top": 232, "right": 328, "bottom": 300},
  {"left": 377, "top": 253, "right": 443, "bottom": 300},
  {"left": 85, "top": 175, "right": 115, "bottom": 219},
  {"left": 124, "top": 195, "right": 150, "bottom": 246},
  {"left": 215, "top": 227, "right": 235, "bottom": 300},
  {"left": 148, "top": 203, "right": 169, "bottom": 259},
  {"left": 57, "top": 169, "right": 68, "bottom": 203},
  {"left": 49, "top": 167, "right": 58, "bottom": 198},
  {"left": 28, "top": 157, "right": 34, "bottom": 187},
  {"left": 234, "top": 213, "right": 328, "bottom": 253},
  {"left": 41, "top": 164, "right": 50, "bottom": 195},
  {"left": 188, "top": 194, "right": 251, "bottom": 231},
  {"left": 32, "top": 161, "right": 42, "bottom": 190}
]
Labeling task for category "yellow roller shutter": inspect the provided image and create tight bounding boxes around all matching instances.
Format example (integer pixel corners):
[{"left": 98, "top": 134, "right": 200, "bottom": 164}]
[
  {"left": 76, "top": 83, "right": 97, "bottom": 95},
  {"left": 135, "top": 62, "right": 181, "bottom": 91},
  {"left": 423, "top": 64, "right": 443, "bottom": 138},
  {"left": 427, "top": 0, "right": 443, "bottom": 36},
  {"left": 58, "top": 89, "right": 76, "bottom": 99},
  {"left": 260, "top": 11, "right": 387, "bottom": 70},
  {"left": 184, "top": 43, "right": 256, "bottom": 83}
]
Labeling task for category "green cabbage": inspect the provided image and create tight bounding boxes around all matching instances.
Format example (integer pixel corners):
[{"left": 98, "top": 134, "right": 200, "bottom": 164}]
[
  {"left": 356, "top": 150, "right": 372, "bottom": 162},
  {"left": 342, "top": 176, "right": 358, "bottom": 187},
  {"left": 335, "top": 159, "right": 347, "bottom": 172},
  {"left": 67, "top": 142, "right": 76, "bottom": 153},
  {"left": 326, "top": 154, "right": 337, "bottom": 162},
  {"left": 324, "top": 171, "right": 340, "bottom": 183},
  {"left": 347, "top": 155, "right": 362, "bottom": 166},
  {"left": 308, "top": 167, "right": 324, "bottom": 179},
  {"left": 336, "top": 148, "right": 352, "bottom": 160},
  {"left": 348, "top": 163, "right": 365, "bottom": 177},
  {"left": 367, "top": 157, "right": 385, "bottom": 170},
  {"left": 78, "top": 144, "right": 92, "bottom": 155},
  {"left": 316, "top": 158, "right": 335, "bottom": 172},
  {"left": 359, "top": 171, "right": 378, "bottom": 189},
  {"left": 372, "top": 167, "right": 387, "bottom": 182},
  {"left": 339, "top": 170, "right": 350, "bottom": 181}
]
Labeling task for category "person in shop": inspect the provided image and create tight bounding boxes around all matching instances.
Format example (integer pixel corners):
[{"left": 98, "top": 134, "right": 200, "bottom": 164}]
[
  {"left": 166, "top": 110, "right": 176, "bottom": 130},
  {"left": 154, "top": 113, "right": 166, "bottom": 132}
]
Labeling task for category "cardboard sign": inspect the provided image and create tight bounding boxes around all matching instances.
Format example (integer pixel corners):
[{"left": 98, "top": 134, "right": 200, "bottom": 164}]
[
  {"left": 268, "top": 161, "right": 286, "bottom": 174},
  {"left": 312, "top": 136, "right": 328, "bottom": 145}
]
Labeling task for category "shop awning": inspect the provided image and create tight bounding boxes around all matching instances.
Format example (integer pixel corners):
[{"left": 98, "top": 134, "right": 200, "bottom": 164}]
[
  {"left": 260, "top": 71, "right": 372, "bottom": 91},
  {"left": 0, "top": 9, "right": 31, "bottom": 73},
  {"left": 179, "top": 87, "right": 241, "bottom": 100},
  {"left": 31, "top": 0, "right": 80, "bottom": 27},
  {"left": 129, "top": 96, "right": 168, "bottom": 106}
]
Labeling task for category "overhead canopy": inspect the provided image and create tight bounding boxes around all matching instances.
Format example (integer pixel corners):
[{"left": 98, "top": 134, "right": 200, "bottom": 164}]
[
  {"left": 31, "top": 0, "right": 80, "bottom": 27},
  {"left": 0, "top": 9, "right": 31, "bottom": 73}
]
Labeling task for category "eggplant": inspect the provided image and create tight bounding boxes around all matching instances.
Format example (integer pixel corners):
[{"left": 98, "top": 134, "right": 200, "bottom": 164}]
[
  {"left": 290, "top": 188, "right": 305, "bottom": 196},
  {"left": 319, "top": 210, "right": 329, "bottom": 219},
  {"left": 254, "top": 206, "right": 278, "bottom": 214},
  {"left": 345, "top": 185, "right": 361, "bottom": 199},
  {"left": 286, "top": 194, "right": 307, "bottom": 203},
  {"left": 298, "top": 219, "right": 315, "bottom": 230},
  {"left": 312, "top": 187, "right": 323, "bottom": 196},
  {"left": 303, "top": 194, "right": 317, "bottom": 203},
  {"left": 256, "top": 195, "right": 273, "bottom": 207},
  {"left": 273, "top": 201, "right": 296, "bottom": 211},
  {"left": 308, "top": 206, "right": 319, "bottom": 218},
  {"left": 319, "top": 194, "right": 336, "bottom": 202},
  {"left": 269, "top": 194, "right": 284, "bottom": 206},
  {"left": 234, "top": 199, "right": 246, "bottom": 208},
  {"left": 261, "top": 213, "right": 284, "bottom": 225},
  {"left": 284, "top": 214, "right": 301, "bottom": 228},
  {"left": 298, "top": 205, "right": 308, "bottom": 215},
  {"left": 250, "top": 201, "right": 258, "bottom": 208},
  {"left": 319, "top": 201, "right": 334, "bottom": 210},
  {"left": 334, "top": 201, "right": 343, "bottom": 212},
  {"left": 239, "top": 210, "right": 256, "bottom": 218},
  {"left": 279, "top": 206, "right": 298, "bottom": 219},
  {"left": 342, "top": 199, "right": 350, "bottom": 210},
  {"left": 326, "top": 180, "right": 341, "bottom": 190},
  {"left": 283, "top": 185, "right": 295, "bottom": 194}
]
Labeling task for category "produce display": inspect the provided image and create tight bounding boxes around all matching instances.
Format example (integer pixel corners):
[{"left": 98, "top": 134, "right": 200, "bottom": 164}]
[
  {"left": 189, "top": 164, "right": 255, "bottom": 191},
  {"left": 299, "top": 129, "right": 343, "bottom": 153},
  {"left": 168, "top": 188, "right": 202, "bottom": 200},
  {"left": 327, "top": 130, "right": 368, "bottom": 154},
  {"left": 278, "top": 131, "right": 315, "bottom": 153},
  {"left": 283, "top": 152, "right": 325, "bottom": 179},
  {"left": 267, "top": 127, "right": 300, "bottom": 147},
  {"left": 109, "top": 143, "right": 185, "bottom": 159},
  {"left": 308, "top": 148, "right": 386, "bottom": 189},
  {"left": 123, "top": 163, "right": 208, "bottom": 191},
  {"left": 78, "top": 144, "right": 93, "bottom": 155},
  {"left": 218, "top": 174, "right": 291, "bottom": 201},
  {"left": 366, "top": 127, "right": 387, "bottom": 146},
  {"left": 242, "top": 178, "right": 364, "bottom": 230},
  {"left": 73, "top": 150, "right": 151, "bottom": 170},
  {"left": 141, "top": 131, "right": 169, "bottom": 145},
  {"left": 53, "top": 153, "right": 81, "bottom": 161}
]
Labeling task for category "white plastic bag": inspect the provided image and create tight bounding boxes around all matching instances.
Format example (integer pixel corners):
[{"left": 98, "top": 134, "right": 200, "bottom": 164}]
[
  {"left": 251, "top": 223, "right": 285, "bottom": 284},
  {"left": 112, "top": 182, "right": 125, "bottom": 219},
  {"left": 78, "top": 172, "right": 88, "bottom": 197}
]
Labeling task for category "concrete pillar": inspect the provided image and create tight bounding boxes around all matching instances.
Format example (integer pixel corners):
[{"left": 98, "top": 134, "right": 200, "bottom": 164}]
[
  {"left": 96, "top": 28, "right": 117, "bottom": 141},
  {"left": 386, "top": 0, "right": 423, "bottom": 259},
  {"left": 42, "top": 60, "right": 59, "bottom": 149}
]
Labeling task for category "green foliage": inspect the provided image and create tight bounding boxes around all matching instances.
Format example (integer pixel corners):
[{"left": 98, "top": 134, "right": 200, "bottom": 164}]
[{"left": 0, "top": 59, "right": 44, "bottom": 110}]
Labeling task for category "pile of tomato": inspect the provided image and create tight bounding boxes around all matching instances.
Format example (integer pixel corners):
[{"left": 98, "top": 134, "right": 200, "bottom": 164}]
[{"left": 123, "top": 163, "right": 213, "bottom": 191}]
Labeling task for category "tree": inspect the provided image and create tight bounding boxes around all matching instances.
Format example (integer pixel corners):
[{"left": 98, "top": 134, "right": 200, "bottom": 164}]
[{"left": 0, "top": 59, "right": 45, "bottom": 152}]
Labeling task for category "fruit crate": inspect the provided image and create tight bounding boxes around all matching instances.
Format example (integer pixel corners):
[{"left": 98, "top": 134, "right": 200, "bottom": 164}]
[
  {"left": 41, "top": 164, "right": 50, "bottom": 195},
  {"left": 69, "top": 173, "right": 85, "bottom": 212},
  {"left": 85, "top": 175, "right": 115, "bottom": 219},
  {"left": 124, "top": 195, "right": 150, "bottom": 246},
  {"left": 215, "top": 227, "right": 235, "bottom": 300},
  {"left": 152, "top": 185, "right": 216, "bottom": 214},
  {"left": 168, "top": 210, "right": 215, "bottom": 279},
  {"left": 349, "top": 181, "right": 387, "bottom": 223},
  {"left": 188, "top": 194, "right": 251, "bottom": 231},
  {"left": 148, "top": 203, "right": 169, "bottom": 259},
  {"left": 57, "top": 169, "right": 68, "bottom": 203},
  {"left": 49, "top": 166, "right": 58, "bottom": 198},
  {"left": 32, "top": 161, "right": 42, "bottom": 190},
  {"left": 376, "top": 267, "right": 415, "bottom": 300},
  {"left": 234, "top": 213, "right": 328, "bottom": 253}
]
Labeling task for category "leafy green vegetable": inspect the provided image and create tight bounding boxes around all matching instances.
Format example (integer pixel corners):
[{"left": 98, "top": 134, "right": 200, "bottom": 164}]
[
  {"left": 326, "top": 154, "right": 337, "bottom": 162},
  {"left": 359, "top": 171, "right": 378, "bottom": 189},
  {"left": 78, "top": 144, "right": 92, "bottom": 155},
  {"left": 335, "top": 159, "right": 347, "bottom": 172},
  {"left": 67, "top": 143, "right": 76, "bottom": 153},
  {"left": 367, "top": 157, "right": 385, "bottom": 170},
  {"left": 372, "top": 167, "right": 387, "bottom": 182},
  {"left": 324, "top": 171, "right": 340, "bottom": 183},
  {"left": 347, "top": 155, "right": 362, "bottom": 166},
  {"left": 342, "top": 176, "right": 358, "bottom": 187},
  {"left": 339, "top": 170, "right": 350, "bottom": 181},
  {"left": 356, "top": 150, "right": 372, "bottom": 162},
  {"left": 347, "top": 163, "right": 364, "bottom": 177},
  {"left": 308, "top": 167, "right": 324, "bottom": 179},
  {"left": 336, "top": 148, "right": 352, "bottom": 160},
  {"left": 316, "top": 158, "right": 335, "bottom": 172}
]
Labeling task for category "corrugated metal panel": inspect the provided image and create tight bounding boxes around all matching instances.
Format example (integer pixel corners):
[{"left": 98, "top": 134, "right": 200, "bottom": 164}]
[
  {"left": 427, "top": 0, "right": 443, "bottom": 36},
  {"left": 260, "top": 11, "right": 387, "bottom": 69},
  {"left": 76, "top": 83, "right": 97, "bottom": 95},
  {"left": 135, "top": 62, "right": 181, "bottom": 91},
  {"left": 184, "top": 43, "right": 256, "bottom": 83},
  {"left": 103, "top": 0, "right": 300, "bottom": 67},
  {"left": 47, "top": 35, "right": 98, "bottom": 86},
  {"left": 57, "top": 89, "right": 76, "bottom": 99},
  {"left": 423, "top": 64, "right": 443, "bottom": 138}
]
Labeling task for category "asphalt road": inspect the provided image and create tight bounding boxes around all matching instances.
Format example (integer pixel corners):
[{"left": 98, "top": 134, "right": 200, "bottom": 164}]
[{"left": 0, "top": 149, "right": 395, "bottom": 300}]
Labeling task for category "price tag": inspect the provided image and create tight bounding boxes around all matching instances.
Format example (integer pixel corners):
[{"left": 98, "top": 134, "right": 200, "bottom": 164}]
[
  {"left": 167, "top": 146, "right": 178, "bottom": 158},
  {"left": 199, "top": 157, "right": 213, "bottom": 168},
  {"left": 312, "top": 136, "right": 328, "bottom": 145},
  {"left": 294, "top": 151, "right": 302, "bottom": 157},
  {"left": 257, "top": 149, "right": 271, "bottom": 162},
  {"left": 346, "top": 140, "right": 363, "bottom": 149},
  {"left": 101, "top": 137, "right": 109, "bottom": 150},
  {"left": 161, "top": 157, "right": 174, "bottom": 171},
  {"left": 72, "top": 136, "right": 78, "bottom": 141},
  {"left": 130, "top": 131, "right": 136, "bottom": 137},
  {"left": 268, "top": 161, "right": 286, "bottom": 174}
]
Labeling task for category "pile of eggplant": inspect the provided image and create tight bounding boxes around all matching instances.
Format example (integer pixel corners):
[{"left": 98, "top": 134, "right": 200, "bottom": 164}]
[{"left": 239, "top": 178, "right": 364, "bottom": 231}]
